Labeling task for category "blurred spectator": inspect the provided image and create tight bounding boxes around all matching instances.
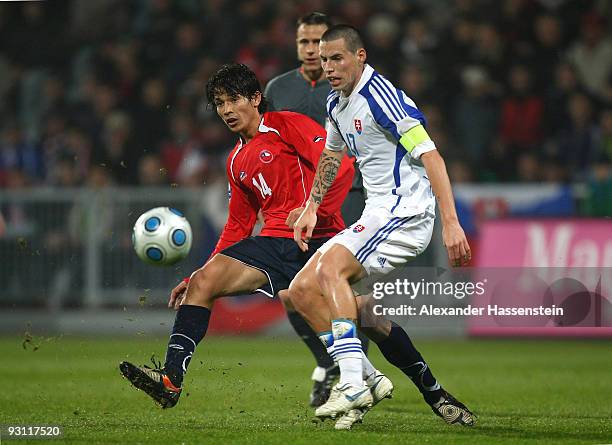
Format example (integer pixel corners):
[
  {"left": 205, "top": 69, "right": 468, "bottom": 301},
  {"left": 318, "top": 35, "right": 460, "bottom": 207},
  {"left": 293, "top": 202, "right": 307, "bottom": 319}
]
[
  {"left": 583, "top": 159, "right": 612, "bottom": 217},
  {"left": 499, "top": 0, "right": 540, "bottom": 48},
  {"left": 47, "top": 154, "right": 82, "bottom": 190},
  {"left": 177, "top": 147, "right": 210, "bottom": 187},
  {"left": 0, "top": 169, "right": 38, "bottom": 301},
  {"left": 448, "top": 159, "right": 474, "bottom": 183},
  {"left": 555, "top": 92, "right": 600, "bottom": 178},
  {"left": 40, "top": 156, "right": 84, "bottom": 305},
  {"left": 4, "top": 1, "right": 67, "bottom": 70},
  {"left": 72, "top": 81, "right": 120, "bottom": 152},
  {"left": 132, "top": 77, "right": 170, "bottom": 153},
  {"left": 596, "top": 109, "right": 612, "bottom": 163},
  {"left": 452, "top": 66, "right": 499, "bottom": 171},
  {"left": 516, "top": 152, "right": 541, "bottom": 182},
  {"left": 531, "top": 14, "right": 565, "bottom": 90},
  {"left": 160, "top": 113, "right": 202, "bottom": 183},
  {"left": 138, "top": 153, "right": 168, "bottom": 186},
  {"left": 134, "top": 0, "right": 180, "bottom": 71},
  {"left": 470, "top": 23, "right": 508, "bottom": 85},
  {"left": 400, "top": 17, "right": 438, "bottom": 67},
  {"left": 97, "top": 111, "right": 139, "bottom": 184},
  {"left": 40, "top": 116, "right": 91, "bottom": 185},
  {"left": 398, "top": 64, "right": 436, "bottom": 106},
  {"left": 166, "top": 22, "right": 203, "bottom": 89},
  {"left": 435, "top": 15, "right": 476, "bottom": 107},
  {"left": 543, "top": 62, "right": 579, "bottom": 138},
  {"left": 366, "top": 13, "right": 401, "bottom": 77},
  {"left": 498, "top": 64, "right": 544, "bottom": 153},
  {"left": 0, "top": 122, "right": 43, "bottom": 184},
  {"left": 566, "top": 12, "right": 612, "bottom": 100}
]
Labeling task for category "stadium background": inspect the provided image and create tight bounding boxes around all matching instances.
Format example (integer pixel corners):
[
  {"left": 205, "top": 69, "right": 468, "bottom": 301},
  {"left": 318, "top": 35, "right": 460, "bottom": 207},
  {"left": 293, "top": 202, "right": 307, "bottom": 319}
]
[
  {"left": 0, "top": 1, "right": 611, "bottom": 443},
  {"left": 1, "top": 0, "right": 610, "bottom": 335}
]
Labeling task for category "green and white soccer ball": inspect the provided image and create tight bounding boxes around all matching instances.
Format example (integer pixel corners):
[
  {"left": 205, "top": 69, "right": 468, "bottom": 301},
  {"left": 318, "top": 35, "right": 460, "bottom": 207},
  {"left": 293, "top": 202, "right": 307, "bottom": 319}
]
[{"left": 132, "top": 207, "right": 193, "bottom": 266}]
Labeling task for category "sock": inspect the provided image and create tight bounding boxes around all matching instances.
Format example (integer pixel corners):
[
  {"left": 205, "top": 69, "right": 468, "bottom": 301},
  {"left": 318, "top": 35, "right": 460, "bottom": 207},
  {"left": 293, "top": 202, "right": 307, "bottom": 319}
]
[
  {"left": 163, "top": 304, "right": 211, "bottom": 387},
  {"left": 318, "top": 331, "right": 334, "bottom": 348},
  {"left": 376, "top": 322, "right": 442, "bottom": 404},
  {"left": 331, "top": 319, "right": 363, "bottom": 387},
  {"left": 288, "top": 311, "right": 334, "bottom": 368},
  {"left": 358, "top": 330, "right": 370, "bottom": 355},
  {"left": 361, "top": 351, "right": 377, "bottom": 383}
]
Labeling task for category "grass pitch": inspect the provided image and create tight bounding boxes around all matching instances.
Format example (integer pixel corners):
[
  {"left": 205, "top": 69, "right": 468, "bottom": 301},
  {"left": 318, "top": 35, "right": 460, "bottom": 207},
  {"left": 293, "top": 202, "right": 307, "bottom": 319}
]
[{"left": 1, "top": 335, "right": 611, "bottom": 444}]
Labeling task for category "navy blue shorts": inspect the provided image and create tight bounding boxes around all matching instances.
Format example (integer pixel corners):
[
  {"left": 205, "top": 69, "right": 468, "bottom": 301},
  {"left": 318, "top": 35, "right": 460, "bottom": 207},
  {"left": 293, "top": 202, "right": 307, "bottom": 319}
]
[{"left": 219, "top": 236, "right": 329, "bottom": 297}]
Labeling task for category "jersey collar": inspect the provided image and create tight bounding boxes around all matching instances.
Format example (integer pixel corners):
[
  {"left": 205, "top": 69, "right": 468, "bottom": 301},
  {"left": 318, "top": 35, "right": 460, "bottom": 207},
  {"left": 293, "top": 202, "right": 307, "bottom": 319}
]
[
  {"left": 237, "top": 115, "right": 280, "bottom": 146},
  {"left": 258, "top": 115, "right": 280, "bottom": 136}
]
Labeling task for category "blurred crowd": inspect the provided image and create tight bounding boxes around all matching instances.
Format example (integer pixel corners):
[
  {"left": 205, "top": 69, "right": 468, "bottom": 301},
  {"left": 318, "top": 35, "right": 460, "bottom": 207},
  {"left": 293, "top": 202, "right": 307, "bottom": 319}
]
[{"left": 0, "top": 0, "right": 611, "bottom": 191}]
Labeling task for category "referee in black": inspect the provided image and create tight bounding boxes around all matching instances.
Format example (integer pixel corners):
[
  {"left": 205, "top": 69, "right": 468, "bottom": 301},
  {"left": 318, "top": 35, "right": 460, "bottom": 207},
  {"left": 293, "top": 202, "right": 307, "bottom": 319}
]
[{"left": 264, "top": 12, "right": 368, "bottom": 408}]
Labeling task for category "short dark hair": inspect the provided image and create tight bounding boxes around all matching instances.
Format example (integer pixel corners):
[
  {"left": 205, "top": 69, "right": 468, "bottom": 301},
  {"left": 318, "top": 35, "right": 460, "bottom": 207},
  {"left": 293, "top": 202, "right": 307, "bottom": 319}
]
[
  {"left": 297, "top": 12, "right": 332, "bottom": 29},
  {"left": 321, "top": 24, "right": 365, "bottom": 52},
  {"left": 205, "top": 63, "right": 267, "bottom": 113}
]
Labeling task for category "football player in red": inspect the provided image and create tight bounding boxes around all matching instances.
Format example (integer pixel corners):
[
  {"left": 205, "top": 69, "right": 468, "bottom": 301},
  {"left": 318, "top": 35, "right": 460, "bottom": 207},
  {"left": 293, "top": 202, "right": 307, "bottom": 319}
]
[{"left": 119, "top": 63, "right": 368, "bottom": 409}]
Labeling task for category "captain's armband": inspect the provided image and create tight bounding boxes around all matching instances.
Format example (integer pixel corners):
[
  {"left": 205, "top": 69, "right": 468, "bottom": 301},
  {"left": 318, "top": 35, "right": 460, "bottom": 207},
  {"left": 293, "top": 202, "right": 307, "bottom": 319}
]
[{"left": 399, "top": 124, "right": 431, "bottom": 154}]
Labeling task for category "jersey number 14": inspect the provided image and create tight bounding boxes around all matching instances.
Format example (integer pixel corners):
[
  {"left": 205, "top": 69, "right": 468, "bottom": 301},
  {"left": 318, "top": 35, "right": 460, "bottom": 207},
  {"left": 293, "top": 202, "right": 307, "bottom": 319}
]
[{"left": 252, "top": 173, "right": 272, "bottom": 198}]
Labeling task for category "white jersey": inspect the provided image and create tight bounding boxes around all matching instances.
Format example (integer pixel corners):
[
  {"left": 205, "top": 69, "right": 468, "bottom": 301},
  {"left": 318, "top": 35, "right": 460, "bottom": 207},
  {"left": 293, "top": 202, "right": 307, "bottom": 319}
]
[{"left": 325, "top": 64, "right": 435, "bottom": 217}]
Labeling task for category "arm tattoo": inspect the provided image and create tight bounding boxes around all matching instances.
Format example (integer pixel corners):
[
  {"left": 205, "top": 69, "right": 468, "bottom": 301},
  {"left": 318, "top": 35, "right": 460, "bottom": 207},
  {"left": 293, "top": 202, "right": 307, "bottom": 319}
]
[{"left": 311, "top": 151, "right": 342, "bottom": 205}]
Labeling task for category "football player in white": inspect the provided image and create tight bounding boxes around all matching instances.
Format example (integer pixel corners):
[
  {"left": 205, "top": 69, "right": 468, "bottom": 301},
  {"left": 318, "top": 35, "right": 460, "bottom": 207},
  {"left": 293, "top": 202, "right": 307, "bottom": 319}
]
[{"left": 288, "top": 24, "right": 474, "bottom": 427}]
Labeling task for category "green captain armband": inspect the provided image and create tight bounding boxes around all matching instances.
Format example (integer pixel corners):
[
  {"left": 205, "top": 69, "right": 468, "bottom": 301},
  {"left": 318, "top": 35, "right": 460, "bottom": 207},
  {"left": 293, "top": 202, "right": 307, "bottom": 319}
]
[{"left": 399, "top": 124, "right": 430, "bottom": 154}]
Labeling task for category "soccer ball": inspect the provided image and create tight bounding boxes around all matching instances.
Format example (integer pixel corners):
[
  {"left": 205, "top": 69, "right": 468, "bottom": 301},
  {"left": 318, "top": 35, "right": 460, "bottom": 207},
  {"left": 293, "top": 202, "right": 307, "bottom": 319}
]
[{"left": 132, "top": 207, "right": 193, "bottom": 266}]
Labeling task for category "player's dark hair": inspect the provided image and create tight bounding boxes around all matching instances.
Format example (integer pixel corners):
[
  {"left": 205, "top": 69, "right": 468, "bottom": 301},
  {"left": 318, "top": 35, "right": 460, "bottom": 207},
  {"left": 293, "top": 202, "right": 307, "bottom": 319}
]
[
  {"left": 297, "top": 12, "right": 332, "bottom": 29},
  {"left": 321, "top": 24, "right": 365, "bottom": 52},
  {"left": 206, "top": 63, "right": 267, "bottom": 113}
]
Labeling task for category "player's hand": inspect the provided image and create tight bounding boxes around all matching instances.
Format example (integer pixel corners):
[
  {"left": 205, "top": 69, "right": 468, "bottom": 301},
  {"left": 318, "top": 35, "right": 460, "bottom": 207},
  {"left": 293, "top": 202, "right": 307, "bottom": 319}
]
[
  {"left": 168, "top": 280, "right": 188, "bottom": 310},
  {"left": 293, "top": 205, "right": 318, "bottom": 252},
  {"left": 285, "top": 207, "right": 304, "bottom": 228},
  {"left": 442, "top": 220, "right": 471, "bottom": 267}
]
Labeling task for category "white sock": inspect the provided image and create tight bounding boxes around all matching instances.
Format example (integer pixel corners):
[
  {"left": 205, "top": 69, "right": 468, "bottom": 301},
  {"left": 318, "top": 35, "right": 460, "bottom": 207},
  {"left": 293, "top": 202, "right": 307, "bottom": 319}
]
[
  {"left": 333, "top": 337, "right": 364, "bottom": 387},
  {"left": 311, "top": 366, "right": 326, "bottom": 382},
  {"left": 361, "top": 351, "right": 377, "bottom": 383}
]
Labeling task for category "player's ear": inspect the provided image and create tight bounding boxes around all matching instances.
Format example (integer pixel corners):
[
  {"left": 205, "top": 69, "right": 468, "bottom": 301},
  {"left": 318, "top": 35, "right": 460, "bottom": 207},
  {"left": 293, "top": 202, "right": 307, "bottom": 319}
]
[
  {"left": 356, "top": 48, "right": 367, "bottom": 64},
  {"left": 251, "top": 91, "right": 262, "bottom": 108}
]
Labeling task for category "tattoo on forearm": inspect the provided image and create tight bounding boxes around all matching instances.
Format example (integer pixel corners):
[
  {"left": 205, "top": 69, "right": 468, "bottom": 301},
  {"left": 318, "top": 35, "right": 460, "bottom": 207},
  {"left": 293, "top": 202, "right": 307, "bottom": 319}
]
[{"left": 311, "top": 151, "right": 341, "bottom": 205}]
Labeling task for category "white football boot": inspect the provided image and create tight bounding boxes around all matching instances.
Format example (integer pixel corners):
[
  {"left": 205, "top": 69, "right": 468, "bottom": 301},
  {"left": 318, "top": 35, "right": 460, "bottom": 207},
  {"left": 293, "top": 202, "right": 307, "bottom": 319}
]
[
  {"left": 315, "top": 382, "right": 373, "bottom": 420},
  {"left": 334, "top": 372, "right": 394, "bottom": 430}
]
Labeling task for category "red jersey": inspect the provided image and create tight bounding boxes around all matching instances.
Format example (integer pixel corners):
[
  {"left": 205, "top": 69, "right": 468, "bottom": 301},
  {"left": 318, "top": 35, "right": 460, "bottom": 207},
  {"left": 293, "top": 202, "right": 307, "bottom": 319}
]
[{"left": 211, "top": 111, "right": 354, "bottom": 256}]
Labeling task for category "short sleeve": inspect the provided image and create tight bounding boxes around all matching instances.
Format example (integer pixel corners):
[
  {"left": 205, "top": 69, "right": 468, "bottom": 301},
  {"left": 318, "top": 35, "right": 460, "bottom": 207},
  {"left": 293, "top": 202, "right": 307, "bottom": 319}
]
[{"left": 361, "top": 74, "right": 437, "bottom": 159}]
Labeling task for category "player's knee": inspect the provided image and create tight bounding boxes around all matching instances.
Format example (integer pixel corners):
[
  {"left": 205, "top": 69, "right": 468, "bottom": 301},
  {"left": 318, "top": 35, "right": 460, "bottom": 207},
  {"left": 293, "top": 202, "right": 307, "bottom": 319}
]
[
  {"left": 184, "top": 268, "right": 216, "bottom": 305},
  {"left": 287, "top": 278, "right": 311, "bottom": 313},
  {"left": 278, "top": 289, "right": 294, "bottom": 310}
]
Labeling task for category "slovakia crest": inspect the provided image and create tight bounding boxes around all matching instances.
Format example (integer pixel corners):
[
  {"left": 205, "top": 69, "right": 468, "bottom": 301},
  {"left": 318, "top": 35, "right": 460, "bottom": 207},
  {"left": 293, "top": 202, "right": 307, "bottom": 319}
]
[
  {"left": 259, "top": 149, "right": 273, "bottom": 164},
  {"left": 353, "top": 224, "right": 365, "bottom": 233},
  {"left": 354, "top": 119, "right": 362, "bottom": 134}
]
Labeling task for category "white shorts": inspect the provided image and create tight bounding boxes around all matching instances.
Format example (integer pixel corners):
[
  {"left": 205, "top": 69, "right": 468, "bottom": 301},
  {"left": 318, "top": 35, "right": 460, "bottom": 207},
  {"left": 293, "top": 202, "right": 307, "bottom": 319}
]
[{"left": 318, "top": 207, "right": 434, "bottom": 275}]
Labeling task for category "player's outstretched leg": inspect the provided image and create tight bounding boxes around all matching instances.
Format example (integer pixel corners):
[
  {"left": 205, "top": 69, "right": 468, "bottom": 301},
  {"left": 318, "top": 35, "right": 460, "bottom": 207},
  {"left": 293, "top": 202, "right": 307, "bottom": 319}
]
[
  {"left": 377, "top": 325, "right": 474, "bottom": 425},
  {"left": 119, "top": 301, "right": 212, "bottom": 408},
  {"left": 120, "top": 254, "right": 268, "bottom": 408}
]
